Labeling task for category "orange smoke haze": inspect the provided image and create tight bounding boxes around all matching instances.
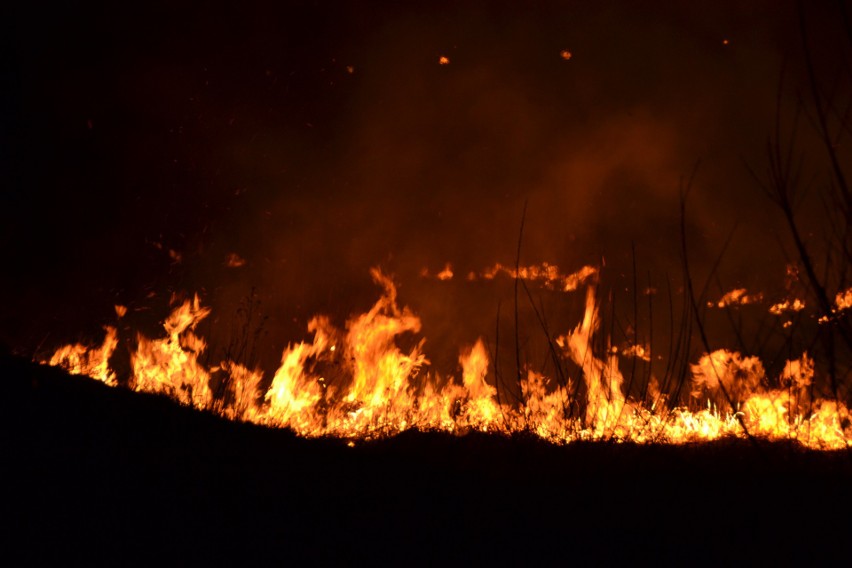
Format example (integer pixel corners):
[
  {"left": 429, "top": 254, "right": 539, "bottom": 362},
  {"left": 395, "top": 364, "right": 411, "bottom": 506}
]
[{"left": 3, "top": 1, "right": 850, "bottom": 394}]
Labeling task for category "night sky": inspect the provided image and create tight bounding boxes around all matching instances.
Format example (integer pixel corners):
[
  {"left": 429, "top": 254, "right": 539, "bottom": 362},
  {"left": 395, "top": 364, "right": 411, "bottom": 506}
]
[{"left": 3, "top": 1, "right": 849, "bottom": 374}]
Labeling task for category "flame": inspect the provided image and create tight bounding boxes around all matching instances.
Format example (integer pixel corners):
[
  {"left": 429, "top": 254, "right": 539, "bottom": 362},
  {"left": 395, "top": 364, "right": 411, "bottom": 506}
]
[
  {"left": 769, "top": 298, "right": 805, "bottom": 315},
  {"left": 42, "top": 271, "right": 852, "bottom": 450},
  {"left": 458, "top": 338, "right": 503, "bottom": 431},
  {"left": 217, "top": 361, "right": 263, "bottom": 421},
  {"left": 813, "top": 286, "right": 852, "bottom": 324},
  {"left": 131, "top": 294, "right": 213, "bottom": 409},
  {"left": 47, "top": 326, "right": 118, "bottom": 386},
  {"left": 436, "top": 263, "right": 454, "bottom": 281},
  {"left": 557, "top": 287, "right": 627, "bottom": 435},
  {"left": 835, "top": 287, "right": 852, "bottom": 311},
  {"left": 422, "top": 262, "right": 596, "bottom": 291},
  {"left": 620, "top": 344, "right": 651, "bottom": 362},
  {"left": 690, "top": 350, "right": 765, "bottom": 411},
  {"left": 709, "top": 288, "right": 763, "bottom": 308},
  {"left": 475, "top": 262, "right": 598, "bottom": 292}
]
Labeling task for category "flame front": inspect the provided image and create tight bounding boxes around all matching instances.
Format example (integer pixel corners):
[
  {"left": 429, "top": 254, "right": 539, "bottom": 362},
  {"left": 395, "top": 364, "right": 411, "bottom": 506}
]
[{"left": 43, "top": 271, "right": 852, "bottom": 450}]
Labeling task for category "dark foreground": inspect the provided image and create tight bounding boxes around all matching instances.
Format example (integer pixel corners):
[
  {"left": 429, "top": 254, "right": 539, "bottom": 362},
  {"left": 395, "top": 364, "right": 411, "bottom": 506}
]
[{"left": 10, "top": 354, "right": 852, "bottom": 566}]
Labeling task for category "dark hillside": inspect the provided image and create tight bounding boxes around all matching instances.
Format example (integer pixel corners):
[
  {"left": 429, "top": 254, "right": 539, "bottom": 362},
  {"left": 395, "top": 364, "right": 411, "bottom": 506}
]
[{"left": 10, "top": 354, "right": 852, "bottom": 565}]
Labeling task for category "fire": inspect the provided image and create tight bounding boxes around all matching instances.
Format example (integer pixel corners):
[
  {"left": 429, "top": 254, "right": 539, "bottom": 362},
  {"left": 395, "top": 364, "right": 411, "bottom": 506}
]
[
  {"left": 769, "top": 298, "right": 805, "bottom": 315},
  {"left": 421, "top": 262, "right": 597, "bottom": 291},
  {"left": 690, "top": 350, "right": 764, "bottom": 411},
  {"left": 48, "top": 325, "right": 118, "bottom": 386},
  {"left": 458, "top": 338, "right": 502, "bottom": 431},
  {"left": 835, "top": 287, "right": 852, "bottom": 311},
  {"left": 467, "top": 262, "right": 597, "bottom": 292},
  {"left": 131, "top": 294, "right": 213, "bottom": 409},
  {"left": 708, "top": 288, "right": 763, "bottom": 308},
  {"left": 619, "top": 344, "right": 651, "bottom": 361},
  {"left": 557, "top": 286, "right": 628, "bottom": 436},
  {"left": 436, "top": 263, "right": 454, "bottom": 281},
  {"left": 42, "top": 269, "right": 852, "bottom": 450}
]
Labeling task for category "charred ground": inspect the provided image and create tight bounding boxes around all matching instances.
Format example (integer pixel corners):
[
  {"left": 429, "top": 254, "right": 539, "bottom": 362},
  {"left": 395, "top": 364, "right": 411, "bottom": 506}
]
[{"left": 12, "top": 353, "right": 852, "bottom": 565}]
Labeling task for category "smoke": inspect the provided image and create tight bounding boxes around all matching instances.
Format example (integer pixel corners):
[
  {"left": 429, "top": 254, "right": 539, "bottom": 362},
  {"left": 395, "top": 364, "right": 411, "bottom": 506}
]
[{"left": 3, "top": 1, "right": 847, "bottom": 375}]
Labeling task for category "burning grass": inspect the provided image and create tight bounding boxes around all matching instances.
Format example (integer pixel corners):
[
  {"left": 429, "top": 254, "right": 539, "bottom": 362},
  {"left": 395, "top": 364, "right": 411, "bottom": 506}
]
[{"left": 41, "top": 266, "right": 852, "bottom": 450}]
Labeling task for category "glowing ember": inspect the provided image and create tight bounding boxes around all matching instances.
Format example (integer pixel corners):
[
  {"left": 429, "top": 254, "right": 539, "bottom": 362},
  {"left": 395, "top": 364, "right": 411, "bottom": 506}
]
[
  {"left": 620, "top": 344, "right": 651, "bottom": 361},
  {"left": 769, "top": 298, "right": 805, "bottom": 315},
  {"left": 224, "top": 253, "right": 247, "bottom": 268},
  {"left": 436, "top": 263, "right": 454, "bottom": 281},
  {"left": 708, "top": 288, "right": 763, "bottom": 308},
  {"left": 835, "top": 287, "right": 852, "bottom": 311},
  {"left": 477, "top": 262, "right": 598, "bottom": 292},
  {"left": 421, "top": 262, "right": 597, "bottom": 291},
  {"left": 41, "top": 268, "right": 852, "bottom": 450}
]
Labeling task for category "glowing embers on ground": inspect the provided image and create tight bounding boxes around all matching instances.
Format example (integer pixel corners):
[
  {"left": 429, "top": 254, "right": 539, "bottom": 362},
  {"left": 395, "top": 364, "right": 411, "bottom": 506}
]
[{"left": 44, "top": 269, "right": 852, "bottom": 449}]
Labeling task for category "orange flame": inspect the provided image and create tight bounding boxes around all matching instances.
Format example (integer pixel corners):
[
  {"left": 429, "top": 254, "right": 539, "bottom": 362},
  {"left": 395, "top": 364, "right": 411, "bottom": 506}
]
[
  {"left": 48, "top": 326, "right": 118, "bottom": 386},
  {"left": 451, "top": 262, "right": 599, "bottom": 292},
  {"left": 131, "top": 294, "right": 213, "bottom": 409},
  {"left": 708, "top": 288, "right": 763, "bottom": 308}
]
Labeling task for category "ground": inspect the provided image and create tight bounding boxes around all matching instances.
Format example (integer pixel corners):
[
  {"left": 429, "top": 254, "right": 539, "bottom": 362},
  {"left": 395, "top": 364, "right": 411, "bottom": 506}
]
[{"left": 10, "top": 353, "right": 852, "bottom": 565}]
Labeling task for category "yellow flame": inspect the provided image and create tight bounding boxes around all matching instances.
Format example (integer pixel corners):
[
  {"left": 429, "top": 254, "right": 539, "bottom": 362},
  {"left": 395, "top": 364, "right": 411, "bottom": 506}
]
[
  {"left": 131, "top": 294, "right": 213, "bottom": 409},
  {"left": 46, "top": 326, "right": 118, "bottom": 386}
]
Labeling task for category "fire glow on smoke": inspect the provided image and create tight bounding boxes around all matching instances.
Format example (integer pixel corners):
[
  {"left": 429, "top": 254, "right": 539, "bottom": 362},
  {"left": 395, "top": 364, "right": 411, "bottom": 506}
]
[{"left": 45, "top": 265, "right": 852, "bottom": 450}]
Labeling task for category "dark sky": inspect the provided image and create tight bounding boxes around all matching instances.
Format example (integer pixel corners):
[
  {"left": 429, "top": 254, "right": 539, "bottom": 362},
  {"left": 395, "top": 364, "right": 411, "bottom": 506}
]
[{"left": 3, "top": 1, "right": 850, "bottom": 372}]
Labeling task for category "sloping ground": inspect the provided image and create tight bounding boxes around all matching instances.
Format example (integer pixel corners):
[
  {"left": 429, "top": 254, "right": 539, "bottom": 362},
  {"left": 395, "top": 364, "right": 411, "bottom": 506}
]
[{"left": 10, "top": 353, "right": 852, "bottom": 566}]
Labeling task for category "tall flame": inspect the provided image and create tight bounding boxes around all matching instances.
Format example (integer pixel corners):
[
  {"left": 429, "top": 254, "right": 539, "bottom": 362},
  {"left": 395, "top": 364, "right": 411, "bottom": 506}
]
[{"left": 131, "top": 294, "right": 213, "bottom": 409}]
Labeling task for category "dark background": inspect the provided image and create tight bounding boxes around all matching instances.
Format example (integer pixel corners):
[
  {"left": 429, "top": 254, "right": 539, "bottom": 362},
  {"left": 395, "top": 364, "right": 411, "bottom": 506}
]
[{"left": 2, "top": 1, "right": 849, "bottom": 378}]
